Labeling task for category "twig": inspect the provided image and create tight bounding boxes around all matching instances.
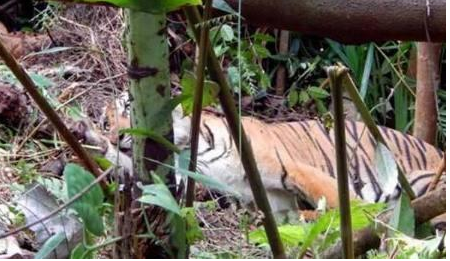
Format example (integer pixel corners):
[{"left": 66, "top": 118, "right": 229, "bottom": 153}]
[
  {"left": 327, "top": 64, "right": 354, "bottom": 258},
  {"left": 0, "top": 39, "right": 106, "bottom": 189},
  {"left": 0, "top": 167, "right": 112, "bottom": 240}
]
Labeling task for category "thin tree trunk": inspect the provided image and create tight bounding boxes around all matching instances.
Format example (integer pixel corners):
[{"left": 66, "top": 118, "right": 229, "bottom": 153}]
[
  {"left": 127, "top": 10, "right": 177, "bottom": 258},
  {"left": 275, "top": 30, "right": 289, "bottom": 96},
  {"left": 413, "top": 42, "right": 442, "bottom": 144}
]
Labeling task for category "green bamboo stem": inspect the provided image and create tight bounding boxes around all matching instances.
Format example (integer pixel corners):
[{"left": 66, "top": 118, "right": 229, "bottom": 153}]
[
  {"left": 342, "top": 71, "right": 416, "bottom": 199},
  {"left": 183, "top": 6, "right": 286, "bottom": 259},
  {"left": 0, "top": 39, "right": 106, "bottom": 189},
  {"left": 185, "top": 0, "right": 212, "bottom": 208},
  {"left": 328, "top": 65, "right": 354, "bottom": 259}
]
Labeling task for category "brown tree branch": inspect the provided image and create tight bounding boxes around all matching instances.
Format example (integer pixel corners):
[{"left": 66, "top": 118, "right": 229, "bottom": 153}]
[
  {"left": 322, "top": 186, "right": 446, "bottom": 258},
  {"left": 224, "top": 0, "right": 445, "bottom": 44}
]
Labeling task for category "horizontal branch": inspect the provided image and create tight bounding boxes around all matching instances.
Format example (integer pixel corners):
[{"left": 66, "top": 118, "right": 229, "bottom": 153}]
[
  {"left": 322, "top": 186, "right": 446, "bottom": 258},
  {"left": 225, "top": 0, "right": 445, "bottom": 43}
]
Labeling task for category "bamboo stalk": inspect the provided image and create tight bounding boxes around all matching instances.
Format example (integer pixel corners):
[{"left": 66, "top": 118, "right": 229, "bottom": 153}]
[
  {"left": 183, "top": 6, "right": 286, "bottom": 258},
  {"left": 327, "top": 65, "right": 354, "bottom": 259},
  {"left": 185, "top": 0, "right": 212, "bottom": 208}
]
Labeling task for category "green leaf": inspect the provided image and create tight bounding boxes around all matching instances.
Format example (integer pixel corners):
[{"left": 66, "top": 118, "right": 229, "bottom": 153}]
[
  {"left": 252, "top": 45, "right": 271, "bottom": 59},
  {"left": 288, "top": 89, "right": 299, "bottom": 108},
  {"left": 182, "top": 207, "right": 204, "bottom": 244},
  {"left": 180, "top": 72, "right": 220, "bottom": 115},
  {"left": 93, "top": 156, "right": 113, "bottom": 170},
  {"left": 306, "top": 86, "right": 330, "bottom": 100},
  {"left": 298, "top": 90, "right": 310, "bottom": 104},
  {"left": 70, "top": 243, "right": 87, "bottom": 259},
  {"left": 220, "top": 24, "right": 234, "bottom": 42},
  {"left": 390, "top": 192, "right": 415, "bottom": 237},
  {"left": 72, "top": 202, "right": 105, "bottom": 236},
  {"left": 69, "top": 0, "right": 201, "bottom": 13},
  {"left": 139, "top": 184, "right": 181, "bottom": 215},
  {"left": 250, "top": 224, "right": 309, "bottom": 247},
  {"left": 34, "top": 232, "right": 65, "bottom": 259},
  {"left": 360, "top": 43, "right": 374, "bottom": 99},
  {"left": 227, "top": 66, "right": 240, "bottom": 87},
  {"left": 120, "top": 128, "right": 180, "bottom": 154},
  {"left": 253, "top": 33, "right": 276, "bottom": 43},
  {"left": 64, "top": 164, "right": 104, "bottom": 207},
  {"left": 63, "top": 163, "right": 104, "bottom": 236},
  {"left": 374, "top": 142, "right": 398, "bottom": 195}
]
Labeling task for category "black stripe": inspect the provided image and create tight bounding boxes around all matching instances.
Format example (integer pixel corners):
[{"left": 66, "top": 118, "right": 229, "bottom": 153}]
[
  {"left": 415, "top": 138, "right": 427, "bottom": 152},
  {"left": 273, "top": 128, "right": 296, "bottom": 161},
  {"left": 298, "top": 122, "right": 318, "bottom": 149},
  {"left": 350, "top": 156, "right": 364, "bottom": 198},
  {"left": 380, "top": 126, "right": 391, "bottom": 139},
  {"left": 345, "top": 121, "right": 358, "bottom": 142},
  {"left": 415, "top": 143, "right": 428, "bottom": 169},
  {"left": 198, "top": 122, "right": 215, "bottom": 155},
  {"left": 412, "top": 155, "right": 422, "bottom": 169},
  {"left": 403, "top": 133, "right": 415, "bottom": 148},
  {"left": 315, "top": 121, "right": 333, "bottom": 145},
  {"left": 362, "top": 160, "right": 382, "bottom": 202},
  {"left": 402, "top": 139, "right": 413, "bottom": 170},
  {"left": 206, "top": 138, "right": 229, "bottom": 163},
  {"left": 392, "top": 132, "right": 403, "bottom": 154},
  {"left": 317, "top": 144, "right": 335, "bottom": 177},
  {"left": 409, "top": 172, "right": 435, "bottom": 187},
  {"left": 435, "top": 147, "right": 443, "bottom": 158},
  {"left": 349, "top": 121, "right": 372, "bottom": 159}
]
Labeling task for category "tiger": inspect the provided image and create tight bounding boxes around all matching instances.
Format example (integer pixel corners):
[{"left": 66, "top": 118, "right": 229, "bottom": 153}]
[
  {"left": 171, "top": 107, "right": 444, "bottom": 213},
  {"left": 97, "top": 99, "right": 444, "bottom": 216}
]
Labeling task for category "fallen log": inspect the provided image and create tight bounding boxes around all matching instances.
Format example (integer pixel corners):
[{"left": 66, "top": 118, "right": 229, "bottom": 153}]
[{"left": 224, "top": 0, "right": 445, "bottom": 43}]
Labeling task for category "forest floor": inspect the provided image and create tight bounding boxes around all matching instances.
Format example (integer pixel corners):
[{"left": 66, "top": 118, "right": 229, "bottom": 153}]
[{"left": 0, "top": 5, "right": 286, "bottom": 258}]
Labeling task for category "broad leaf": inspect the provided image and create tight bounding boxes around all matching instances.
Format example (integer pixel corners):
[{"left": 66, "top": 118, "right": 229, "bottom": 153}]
[
  {"left": 374, "top": 142, "right": 398, "bottom": 195},
  {"left": 250, "top": 224, "right": 309, "bottom": 247},
  {"left": 73, "top": 202, "right": 105, "bottom": 236},
  {"left": 64, "top": 164, "right": 104, "bottom": 207},
  {"left": 390, "top": 192, "right": 415, "bottom": 237},
  {"left": 34, "top": 232, "right": 66, "bottom": 259},
  {"left": 63, "top": 163, "right": 104, "bottom": 236},
  {"left": 180, "top": 72, "right": 220, "bottom": 115},
  {"left": 70, "top": 243, "right": 87, "bottom": 259},
  {"left": 288, "top": 89, "right": 299, "bottom": 108},
  {"left": 220, "top": 24, "right": 234, "bottom": 42},
  {"left": 139, "top": 184, "right": 181, "bottom": 215},
  {"left": 307, "top": 86, "right": 329, "bottom": 100}
]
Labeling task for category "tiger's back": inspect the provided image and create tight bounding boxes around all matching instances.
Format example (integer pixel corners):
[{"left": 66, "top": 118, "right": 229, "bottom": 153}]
[{"left": 188, "top": 112, "right": 443, "bottom": 212}]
